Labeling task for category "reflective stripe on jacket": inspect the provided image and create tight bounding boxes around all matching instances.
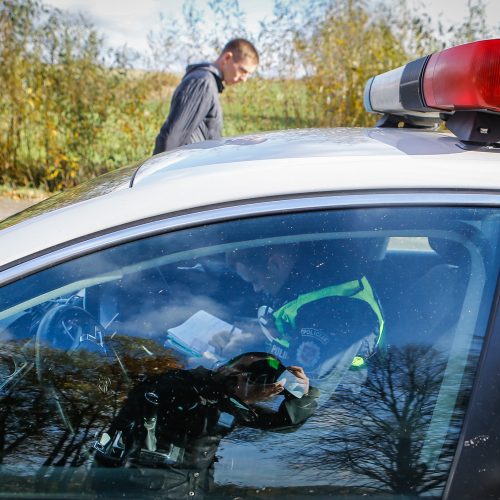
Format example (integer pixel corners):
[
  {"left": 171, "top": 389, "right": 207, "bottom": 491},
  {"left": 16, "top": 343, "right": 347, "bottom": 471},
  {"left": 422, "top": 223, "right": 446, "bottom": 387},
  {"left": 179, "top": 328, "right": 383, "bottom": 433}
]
[{"left": 272, "top": 276, "right": 384, "bottom": 368}]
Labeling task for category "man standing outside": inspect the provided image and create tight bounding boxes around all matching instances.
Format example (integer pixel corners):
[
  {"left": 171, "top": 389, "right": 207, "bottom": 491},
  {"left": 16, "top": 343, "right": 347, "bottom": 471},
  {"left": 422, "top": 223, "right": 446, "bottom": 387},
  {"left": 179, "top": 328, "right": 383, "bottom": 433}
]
[{"left": 152, "top": 38, "right": 259, "bottom": 155}]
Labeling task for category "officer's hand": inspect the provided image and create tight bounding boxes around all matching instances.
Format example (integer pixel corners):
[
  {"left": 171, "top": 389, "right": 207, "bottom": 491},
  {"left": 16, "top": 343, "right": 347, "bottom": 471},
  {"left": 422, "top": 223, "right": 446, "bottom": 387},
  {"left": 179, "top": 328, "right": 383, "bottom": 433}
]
[
  {"left": 209, "top": 330, "right": 260, "bottom": 358},
  {"left": 285, "top": 366, "right": 310, "bottom": 396},
  {"left": 235, "top": 377, "right": 286, "bottom": 404}
]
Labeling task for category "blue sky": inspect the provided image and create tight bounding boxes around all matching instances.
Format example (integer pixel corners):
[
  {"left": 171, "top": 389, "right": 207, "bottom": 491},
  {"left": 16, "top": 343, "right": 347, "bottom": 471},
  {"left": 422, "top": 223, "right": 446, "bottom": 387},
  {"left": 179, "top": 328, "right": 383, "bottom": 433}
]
[{"left": 46, "top": 0, "right": 499, "bottom": 58}]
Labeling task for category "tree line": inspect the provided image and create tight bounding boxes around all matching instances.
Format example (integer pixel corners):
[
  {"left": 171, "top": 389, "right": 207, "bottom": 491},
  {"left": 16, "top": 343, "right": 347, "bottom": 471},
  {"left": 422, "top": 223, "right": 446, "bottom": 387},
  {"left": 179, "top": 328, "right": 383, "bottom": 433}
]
[{"left": 0, "top": 0, "right": 496, "bottom": 191}]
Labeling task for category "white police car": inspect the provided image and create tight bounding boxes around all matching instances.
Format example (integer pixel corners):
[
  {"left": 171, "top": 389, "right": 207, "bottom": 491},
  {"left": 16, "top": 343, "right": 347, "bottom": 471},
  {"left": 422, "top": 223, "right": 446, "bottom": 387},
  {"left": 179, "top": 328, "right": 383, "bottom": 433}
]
[{"left": 0, "top": 39, "right": 498, "bottom": 499}]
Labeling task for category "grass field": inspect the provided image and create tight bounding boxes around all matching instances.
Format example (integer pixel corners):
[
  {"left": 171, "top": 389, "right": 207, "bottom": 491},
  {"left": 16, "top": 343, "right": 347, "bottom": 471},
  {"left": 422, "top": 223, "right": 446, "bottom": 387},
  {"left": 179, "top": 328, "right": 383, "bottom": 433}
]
[{"left": 221, "top": 79, "right": 319, "bottom": 136}]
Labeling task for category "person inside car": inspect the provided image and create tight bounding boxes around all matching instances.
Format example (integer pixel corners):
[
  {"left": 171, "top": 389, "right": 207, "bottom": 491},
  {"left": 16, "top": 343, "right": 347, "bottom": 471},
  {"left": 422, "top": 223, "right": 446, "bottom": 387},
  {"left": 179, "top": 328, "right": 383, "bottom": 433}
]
[{"left": 209, "top": 243, "right": 385, "bottom": 380}]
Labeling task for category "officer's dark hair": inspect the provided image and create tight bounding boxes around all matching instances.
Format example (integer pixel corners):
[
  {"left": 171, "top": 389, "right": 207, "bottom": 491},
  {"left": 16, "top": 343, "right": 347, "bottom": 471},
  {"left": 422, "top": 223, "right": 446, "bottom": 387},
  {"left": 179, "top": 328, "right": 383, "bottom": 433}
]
[
  {"left": 226, "top": 243, "right": 300, "bottom": 272},
  {"left": 221, "top": 38, "right": 259, "bottom": 65}
]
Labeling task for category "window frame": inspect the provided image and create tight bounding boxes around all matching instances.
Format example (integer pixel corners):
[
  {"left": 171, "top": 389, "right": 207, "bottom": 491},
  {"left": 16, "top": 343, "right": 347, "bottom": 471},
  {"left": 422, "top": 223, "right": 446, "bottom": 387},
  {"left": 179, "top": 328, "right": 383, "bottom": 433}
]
[
  {"left": 0, "top": 191, "right": 499, "bottom": 496},
  {"left": 1, "top": 191, "right": 499, "bottom": 287}
]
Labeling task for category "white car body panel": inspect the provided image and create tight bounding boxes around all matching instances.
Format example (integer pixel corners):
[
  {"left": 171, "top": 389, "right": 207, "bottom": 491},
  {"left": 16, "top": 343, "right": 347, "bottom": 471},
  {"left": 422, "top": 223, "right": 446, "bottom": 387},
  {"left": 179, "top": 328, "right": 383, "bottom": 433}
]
[{"left": 0, "top": 128, "right": 499, "bottom": 269}]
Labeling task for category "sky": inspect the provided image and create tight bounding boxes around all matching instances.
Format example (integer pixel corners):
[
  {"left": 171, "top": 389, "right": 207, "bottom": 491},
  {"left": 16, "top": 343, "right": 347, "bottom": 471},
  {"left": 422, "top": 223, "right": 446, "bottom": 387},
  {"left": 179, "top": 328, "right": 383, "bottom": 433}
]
[
  {"left": 46, "top": 0, "right": 274, "bottom": 56},
  {"left": 46, "top": 0, "right": 500, "bottom": 59}
]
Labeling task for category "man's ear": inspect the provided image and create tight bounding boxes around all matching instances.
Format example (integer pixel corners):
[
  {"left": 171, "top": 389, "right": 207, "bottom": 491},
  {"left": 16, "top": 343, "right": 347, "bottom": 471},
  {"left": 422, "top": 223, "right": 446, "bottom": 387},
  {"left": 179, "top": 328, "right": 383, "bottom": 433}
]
[
  {"left": 267, "top": 253, "right": 286, "bottom": 274},
  {"left": 268, "top": 251, "right": 297, "bottom": 277},
  {"left": 223, "top": 51, "right": 233, "bottom": 63}
]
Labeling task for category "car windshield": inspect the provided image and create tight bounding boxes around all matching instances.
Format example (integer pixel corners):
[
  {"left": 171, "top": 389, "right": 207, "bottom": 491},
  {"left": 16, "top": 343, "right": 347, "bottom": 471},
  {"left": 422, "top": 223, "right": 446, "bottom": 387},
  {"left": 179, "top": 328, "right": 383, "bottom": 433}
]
[{"left": 0, "top": 206, "right": 498, "bottom": 498}]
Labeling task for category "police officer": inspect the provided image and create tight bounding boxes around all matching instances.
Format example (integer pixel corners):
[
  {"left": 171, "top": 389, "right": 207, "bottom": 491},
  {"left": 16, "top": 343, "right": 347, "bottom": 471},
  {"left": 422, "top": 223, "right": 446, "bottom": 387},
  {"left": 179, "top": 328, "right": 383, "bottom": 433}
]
[
  {"left": 210, "top": 244, "right": 385, "bottom": 379},
  {"left": 91, "top": 353, "right": 318, "bottom": 499}
]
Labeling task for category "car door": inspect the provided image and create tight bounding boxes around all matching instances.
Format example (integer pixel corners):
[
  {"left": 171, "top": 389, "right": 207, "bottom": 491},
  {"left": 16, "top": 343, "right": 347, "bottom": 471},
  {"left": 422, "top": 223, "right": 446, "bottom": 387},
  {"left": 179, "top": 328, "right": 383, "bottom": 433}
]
[{"left": 0, "top": 195, "right": 498, "bottom": 499}]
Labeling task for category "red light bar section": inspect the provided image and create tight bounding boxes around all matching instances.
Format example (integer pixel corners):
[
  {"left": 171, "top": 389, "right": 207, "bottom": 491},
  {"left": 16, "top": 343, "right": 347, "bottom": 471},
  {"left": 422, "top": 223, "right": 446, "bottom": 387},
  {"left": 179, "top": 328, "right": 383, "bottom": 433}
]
[{"left": 423, "top": 39, "right": 500, "bottom": 112}]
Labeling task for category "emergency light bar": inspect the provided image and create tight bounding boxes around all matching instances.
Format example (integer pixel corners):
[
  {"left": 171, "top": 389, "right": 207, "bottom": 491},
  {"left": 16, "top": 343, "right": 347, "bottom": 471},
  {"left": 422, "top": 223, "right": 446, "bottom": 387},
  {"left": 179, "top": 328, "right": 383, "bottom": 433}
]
[{"left": 364, "top": 39, "right": 500, "bottom": 144}]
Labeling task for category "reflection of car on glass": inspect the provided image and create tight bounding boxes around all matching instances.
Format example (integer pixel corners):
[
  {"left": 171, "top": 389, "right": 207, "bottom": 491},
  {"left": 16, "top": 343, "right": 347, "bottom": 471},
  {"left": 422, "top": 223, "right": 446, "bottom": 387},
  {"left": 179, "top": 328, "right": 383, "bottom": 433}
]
[{"left": 0, "top": 39, "right": 499, "bottom": 499}]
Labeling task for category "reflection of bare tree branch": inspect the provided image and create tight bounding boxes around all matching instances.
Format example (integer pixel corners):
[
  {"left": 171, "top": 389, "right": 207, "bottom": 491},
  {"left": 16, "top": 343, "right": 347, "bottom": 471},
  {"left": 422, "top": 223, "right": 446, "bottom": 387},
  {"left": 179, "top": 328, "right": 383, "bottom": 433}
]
[{"left": 297, "top": 345, "right": 465, "bottom": 495}]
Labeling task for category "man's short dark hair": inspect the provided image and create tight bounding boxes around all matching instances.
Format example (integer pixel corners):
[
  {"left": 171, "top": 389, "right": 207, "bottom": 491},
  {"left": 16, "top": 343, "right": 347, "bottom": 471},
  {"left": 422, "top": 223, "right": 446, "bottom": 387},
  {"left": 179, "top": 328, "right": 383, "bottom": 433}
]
[
  {"left": 226, "top": 244, "right": 300, "bottom": 271},
  {"left": 222, "top": 38, "right": 259, "bottom": 65}
]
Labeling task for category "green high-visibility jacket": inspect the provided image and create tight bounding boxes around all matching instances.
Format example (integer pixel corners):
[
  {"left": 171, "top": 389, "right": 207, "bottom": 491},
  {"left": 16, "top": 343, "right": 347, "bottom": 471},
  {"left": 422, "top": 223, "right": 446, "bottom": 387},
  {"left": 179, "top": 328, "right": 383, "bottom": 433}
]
[{"left": 271, "top": 276, "right": 385, "bottom": 369}]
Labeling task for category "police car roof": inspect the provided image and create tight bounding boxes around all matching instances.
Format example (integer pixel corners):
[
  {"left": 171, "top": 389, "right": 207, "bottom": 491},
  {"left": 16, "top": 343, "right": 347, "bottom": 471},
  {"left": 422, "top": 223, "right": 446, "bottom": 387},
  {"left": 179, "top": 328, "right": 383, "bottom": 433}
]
[{"left": 0, "top": 127, "right": 499, "bottom": 270}]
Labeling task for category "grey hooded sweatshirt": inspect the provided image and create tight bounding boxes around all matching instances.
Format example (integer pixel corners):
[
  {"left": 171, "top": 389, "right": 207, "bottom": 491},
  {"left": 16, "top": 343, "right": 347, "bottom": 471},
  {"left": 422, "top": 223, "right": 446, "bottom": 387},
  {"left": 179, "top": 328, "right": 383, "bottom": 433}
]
[{"left": 153, "top": 63, "right": 224, "bottom": 155}]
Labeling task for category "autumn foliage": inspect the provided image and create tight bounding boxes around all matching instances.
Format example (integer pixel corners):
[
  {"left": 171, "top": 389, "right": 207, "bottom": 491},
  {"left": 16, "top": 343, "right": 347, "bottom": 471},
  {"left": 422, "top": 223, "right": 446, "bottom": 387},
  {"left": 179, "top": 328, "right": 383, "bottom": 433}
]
[{"left": 0, "top": 0, "right": 496, "bottom": 191}]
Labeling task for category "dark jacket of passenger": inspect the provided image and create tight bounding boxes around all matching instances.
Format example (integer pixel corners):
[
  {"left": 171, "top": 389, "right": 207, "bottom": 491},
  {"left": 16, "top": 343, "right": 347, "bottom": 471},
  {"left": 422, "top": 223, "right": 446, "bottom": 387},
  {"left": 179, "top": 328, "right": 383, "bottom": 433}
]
[{"left": 153, "top": 63, "right": 224, "bottom": 155}]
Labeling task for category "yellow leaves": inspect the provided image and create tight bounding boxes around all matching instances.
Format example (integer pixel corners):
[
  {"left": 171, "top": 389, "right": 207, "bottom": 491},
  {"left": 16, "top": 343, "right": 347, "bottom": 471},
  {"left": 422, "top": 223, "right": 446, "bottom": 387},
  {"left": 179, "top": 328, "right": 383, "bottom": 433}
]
[
  {"left": 289, "top": 0, "right": 413, "bottom": 128},
  {"left": 45, "top": 167, "right": 61, "bottom": 181},
  {"left": 4, "top": 0, "right": 480, "bottom": 191},
  {"left": 46, "top": 152, "right": 80, "bottom": 190},
  {"left": 121, "top": 122, "right": 133, "bottom": 135}
]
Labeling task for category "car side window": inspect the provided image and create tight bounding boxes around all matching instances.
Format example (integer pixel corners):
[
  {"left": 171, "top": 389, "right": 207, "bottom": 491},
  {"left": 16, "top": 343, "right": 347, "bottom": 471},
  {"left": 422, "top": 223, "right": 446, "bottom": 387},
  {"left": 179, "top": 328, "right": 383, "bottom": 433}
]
[{"left": 0, "top": 207, "right": 498, "bottom": 498}]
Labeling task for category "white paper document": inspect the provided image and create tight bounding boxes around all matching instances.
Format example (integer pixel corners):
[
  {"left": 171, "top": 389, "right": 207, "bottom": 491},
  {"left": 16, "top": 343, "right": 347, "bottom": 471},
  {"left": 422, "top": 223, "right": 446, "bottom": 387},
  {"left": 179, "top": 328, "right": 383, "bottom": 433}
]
[{"left": 164, "top": 310, "right": 241, "bottom": 358}]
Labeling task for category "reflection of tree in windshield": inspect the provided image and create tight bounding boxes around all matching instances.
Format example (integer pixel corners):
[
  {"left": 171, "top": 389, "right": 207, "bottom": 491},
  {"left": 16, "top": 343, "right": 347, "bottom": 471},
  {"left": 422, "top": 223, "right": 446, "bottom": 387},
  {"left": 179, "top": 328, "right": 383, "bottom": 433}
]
[
  {"left": 0, "top": 332, "right": 481, "bottom": 497},
  {"left": 295, "top": 344, "right": 469, "bottom": 495},
  {"left": 0, "top": 334, "right": 181, "bottom": 494}
]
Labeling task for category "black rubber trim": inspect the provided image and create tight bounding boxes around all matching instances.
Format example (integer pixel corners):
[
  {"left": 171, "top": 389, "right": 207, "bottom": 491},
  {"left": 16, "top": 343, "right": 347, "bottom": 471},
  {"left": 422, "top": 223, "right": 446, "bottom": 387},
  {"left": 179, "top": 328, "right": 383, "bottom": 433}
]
[
  {"left": 400, "top": 55, "right": 433, "bottom": 111},
  {"left": 445, "top": 111, "right": 500, "bottom": 145}
]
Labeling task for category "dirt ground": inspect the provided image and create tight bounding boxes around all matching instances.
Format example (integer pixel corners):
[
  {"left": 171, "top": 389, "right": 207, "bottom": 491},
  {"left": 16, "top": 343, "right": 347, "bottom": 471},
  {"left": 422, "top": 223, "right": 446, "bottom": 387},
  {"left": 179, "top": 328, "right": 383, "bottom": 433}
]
[{"left": 0, "top": 196, "right": 37, "bottom": 220}]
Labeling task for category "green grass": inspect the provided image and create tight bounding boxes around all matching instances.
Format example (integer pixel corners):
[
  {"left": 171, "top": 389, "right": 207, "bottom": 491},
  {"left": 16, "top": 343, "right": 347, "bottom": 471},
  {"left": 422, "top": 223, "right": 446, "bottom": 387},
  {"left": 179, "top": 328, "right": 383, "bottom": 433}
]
[
  {"left": 0, "top": 76, "right": 363, "bottom": 191},
  {"left": 221, "top": 78, "right": 317, "bottom": 136}
]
